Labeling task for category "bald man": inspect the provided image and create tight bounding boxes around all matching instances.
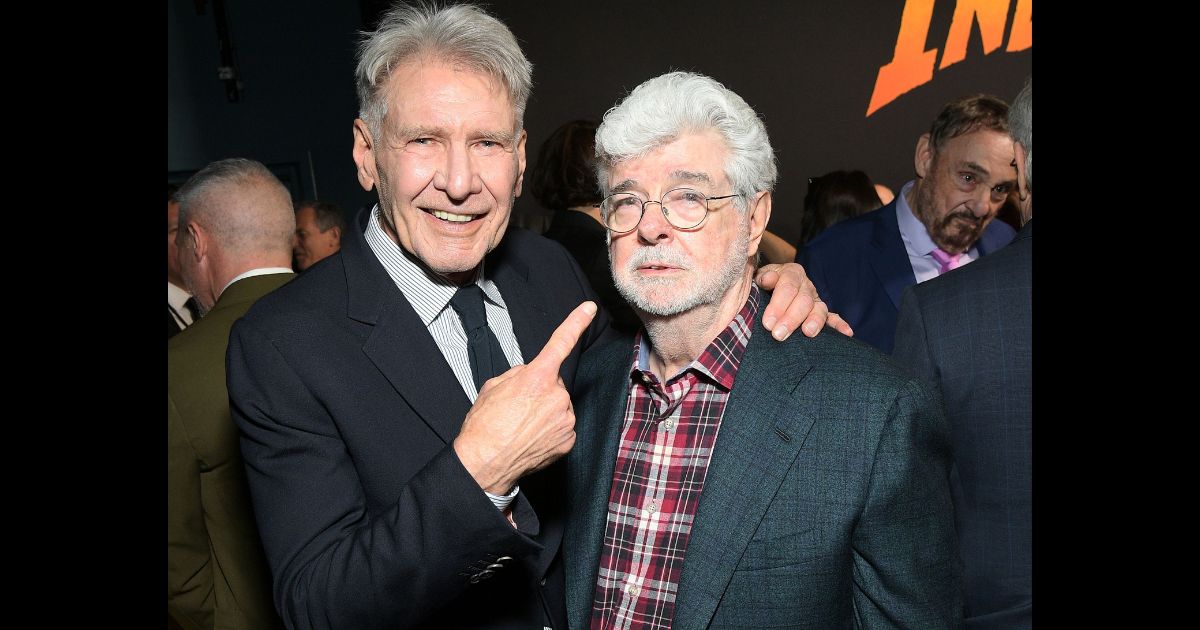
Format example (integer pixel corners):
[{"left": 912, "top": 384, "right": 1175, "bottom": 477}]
[{"left": 167, "top": 158, "right": 294, "bottom": 630}]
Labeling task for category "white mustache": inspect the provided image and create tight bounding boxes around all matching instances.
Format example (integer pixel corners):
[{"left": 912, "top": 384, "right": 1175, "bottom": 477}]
[{"left": 625, "top": 246, "right": 692, "bottom": 273}]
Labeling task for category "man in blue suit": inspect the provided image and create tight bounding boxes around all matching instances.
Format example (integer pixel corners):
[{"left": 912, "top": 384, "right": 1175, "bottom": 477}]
[
  {"left": 796, "top": 94, "right": 1018, "bottom": 353},
  {"left": 566, "top": 71, "right": 961, "bottom": 629},
  {"left": 893, "top": 78, "right": 1033, "bottom": 629}
]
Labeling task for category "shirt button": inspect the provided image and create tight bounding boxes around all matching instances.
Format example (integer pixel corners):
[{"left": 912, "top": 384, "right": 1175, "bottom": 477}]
[
  {"left": 663, "top": 419, "right": 674, "bottom": 430},
  {"left": 625, "top": 584, "right": 640, "bottom": 597},
  {"left": 645, "top": 501, "right": 658, "bottom": 514}
]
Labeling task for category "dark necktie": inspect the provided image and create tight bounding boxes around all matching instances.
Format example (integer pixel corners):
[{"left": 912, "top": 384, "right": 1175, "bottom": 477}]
[
  {"left": 184, "top": 297, "right": 201, "bottom": 323},
  {"left": 448, "top": 284, "right": 511, "bottom": 392}
]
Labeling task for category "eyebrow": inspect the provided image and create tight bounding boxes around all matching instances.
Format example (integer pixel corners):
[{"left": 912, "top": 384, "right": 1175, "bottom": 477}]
[
  {"left": 609, "top": 170, "right": 715, "bottom": 195},
  {"left": 961, "top": 161, "right": 1018, "bottom": 188},
  {"left": 669, "top": 170, "right": 714, "bottom": 186},
  {"left": 391, "top": 126, "right": 517, "bottom": 145}
]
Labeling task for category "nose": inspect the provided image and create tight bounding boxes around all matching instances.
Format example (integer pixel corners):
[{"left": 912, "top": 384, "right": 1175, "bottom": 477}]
[
  {"left": 635, "top": 200, "right": 674, "bottom": 244},
  {"left": 970, "top": 186, "right": 1003, "bottom": 219},
  {"left": 433, "top": 143, "right": 483, "bottom": 201}
]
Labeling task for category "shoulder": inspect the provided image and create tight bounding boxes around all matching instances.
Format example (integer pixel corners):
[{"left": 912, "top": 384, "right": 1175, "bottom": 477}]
[
  {"left": 799, "top": 204, "right": 892, "bottom": 260},
  {"left": 748, "top": 312, "right": 926, "bottom": 405}
]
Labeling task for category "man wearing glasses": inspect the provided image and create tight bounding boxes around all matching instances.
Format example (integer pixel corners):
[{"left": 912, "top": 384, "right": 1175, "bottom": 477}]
[
  {"left": 564, "top": 71, "right": 962, "bottom": 629},
  {"left": 224, "top": 4, "right": 843, "bottom": 629}
]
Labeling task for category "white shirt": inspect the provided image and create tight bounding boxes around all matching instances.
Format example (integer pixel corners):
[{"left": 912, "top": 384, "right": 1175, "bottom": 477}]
[{"left": 167, "top": 281, "right": 194, "bottom": 328}]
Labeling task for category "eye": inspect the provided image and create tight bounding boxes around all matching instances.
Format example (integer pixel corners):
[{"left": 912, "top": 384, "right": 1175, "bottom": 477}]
[
  {"left": 410, "top": 137, "right": 434, "bottom": 146},
  {"left": 478, "top": 140, "right": 499, "bottom": 148},
  {"left": 960, "top": 173, "right": 976, "bottom": 184},
  {"left": 992, "top": 183, "right": 1012, "bottom": 195}
]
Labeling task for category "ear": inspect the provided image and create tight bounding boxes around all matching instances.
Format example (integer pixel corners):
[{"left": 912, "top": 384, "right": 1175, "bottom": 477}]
[
  {"left": 186, "top": 222, "right": 208, "bottom": 262},
  {"left": 353, "top": 118, "right": 377, "bottom": 192},
  {"left": 1013, "top": 142, "right": 1030, "bottom": 201},
  {"left": 330, "top": 225, "right": 342, "bottom": 245},
  {"left": 513, "top": 128, "right": 528, "bottom": 197},
  {"left": 745, "top": 190, "right": 773, "bottom": 259},
  {"left": 914, "top": 133, "right": 934, "bottom": 179}
]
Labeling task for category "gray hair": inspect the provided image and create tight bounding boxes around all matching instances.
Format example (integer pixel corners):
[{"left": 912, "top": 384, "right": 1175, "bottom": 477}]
[
  {"left": 175, "top": 158, "right": 296, "bottom": 257},
  {"left": 1008, "top": 77, "right": 1032, "bottom": 191},
  {"left": 355, "top": 2, "right": 533, "bottom": 139},
  {"left": 594, "top": 71, "right": 777, "bottom": 211}
]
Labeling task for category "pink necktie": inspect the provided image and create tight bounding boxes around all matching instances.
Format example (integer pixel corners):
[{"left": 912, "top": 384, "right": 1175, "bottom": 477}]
[{"left": 930, "top": 248, "right": 962, "bottom": 275}]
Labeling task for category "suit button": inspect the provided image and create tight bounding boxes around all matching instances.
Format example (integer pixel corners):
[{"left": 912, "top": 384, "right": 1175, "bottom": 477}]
[
  {"left": 469, "top": 569, "right": 495, "bottom": 583},
  {"left": 540, "top": 578, "right": 547, "bottom": 586},
  {"left": 486, "top": 563, "right": 504, "bottom": 570},
  {"left": 496, "top": 556, "right": 514, "bottom": 563}
]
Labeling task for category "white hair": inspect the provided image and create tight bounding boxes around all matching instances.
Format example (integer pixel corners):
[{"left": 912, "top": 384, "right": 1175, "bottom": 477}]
[
  {"left": 355, "top": 2, "right": 533, "bottom": 139},
  {"left": 594, "top": 71, "right": 777, "bottom": 211}
]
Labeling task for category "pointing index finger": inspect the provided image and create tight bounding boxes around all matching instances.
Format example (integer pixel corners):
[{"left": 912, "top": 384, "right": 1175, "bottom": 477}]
[{"left": 529, "top": 301, "right": 597, "bottom": 374}]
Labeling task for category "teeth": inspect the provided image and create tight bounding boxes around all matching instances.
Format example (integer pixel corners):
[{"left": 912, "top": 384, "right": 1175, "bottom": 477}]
[{"left": 432, "top": 210, "right": 473, "bottom": 222}]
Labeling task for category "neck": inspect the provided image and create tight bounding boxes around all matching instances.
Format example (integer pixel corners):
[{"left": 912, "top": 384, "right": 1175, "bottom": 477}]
[
  {"left": 641, "top": 270, "right": 753, "bottom": 380},
  {"left": 212, "top": 253, "right": 292, "bottom": 302}
]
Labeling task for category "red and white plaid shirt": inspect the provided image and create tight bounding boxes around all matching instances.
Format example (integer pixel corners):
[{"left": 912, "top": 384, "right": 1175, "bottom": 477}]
[{"left": 589, "top": 285, "right": 761, "bottom": 630}]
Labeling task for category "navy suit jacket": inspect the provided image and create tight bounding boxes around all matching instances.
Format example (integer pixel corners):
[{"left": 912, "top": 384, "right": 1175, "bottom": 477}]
[
  {"left": 226, "top": 210, "right": 614, "bottom": 630},
  {"left": 796, "top": 199, "right": 1015, "bottom": 354},
  {"left": 565, "top": 308, "right": 963, "bottom": 629},
  {"left": 893, "top": 220, "right": 1032, "bottom": 629}
]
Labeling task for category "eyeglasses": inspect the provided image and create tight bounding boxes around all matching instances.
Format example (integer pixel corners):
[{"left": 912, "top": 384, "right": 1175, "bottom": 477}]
[{"left": 597, "top": 187, "right": 741, "bottom": 234}]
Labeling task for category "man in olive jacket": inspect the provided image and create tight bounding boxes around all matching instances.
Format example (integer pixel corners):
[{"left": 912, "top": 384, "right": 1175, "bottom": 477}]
[{"left": 167, "top": 158, "right": 296, "bottom": 630}]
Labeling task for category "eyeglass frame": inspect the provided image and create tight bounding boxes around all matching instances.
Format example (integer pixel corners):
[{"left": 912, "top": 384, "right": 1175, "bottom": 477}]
[{"left": 594, "top": 187, "right": 742, "bottom": 234}]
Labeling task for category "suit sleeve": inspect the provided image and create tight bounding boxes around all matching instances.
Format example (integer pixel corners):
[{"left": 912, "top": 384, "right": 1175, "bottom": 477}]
[
  {"left": 167, "top": 394, "right": 214, "bottom": 630},
  {"left": 226, "top": 319, "right": 549, "bottom": 630},
  {"left": 849, "top": 377, "right": 963, "bottom": 629},
  {"left": 795, "top": 243, "right": 831, "bottom": 306}
]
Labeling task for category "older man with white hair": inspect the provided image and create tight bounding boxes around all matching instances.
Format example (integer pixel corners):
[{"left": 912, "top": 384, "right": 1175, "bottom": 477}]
[{"left": 565, "top": 71, "right": 962, "bottom": 629}]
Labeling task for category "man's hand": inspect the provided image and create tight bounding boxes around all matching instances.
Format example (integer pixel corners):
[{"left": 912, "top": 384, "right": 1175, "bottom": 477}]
[
  {"left": 755, "top": 263, "right": 854, "bottom": 341},
  {"left": 453, "top": 301, "right": 597, "bottom": 495}
]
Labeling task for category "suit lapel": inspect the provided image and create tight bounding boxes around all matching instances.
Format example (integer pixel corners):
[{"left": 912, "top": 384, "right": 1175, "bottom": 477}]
[
  {"left": 487, "top": 245, "right": 556, "bottom": 369},
  {"left": 868, "top": 203, "right": 917, "bottom": 310},
  {"left": 566, "top": 340, "right": 634, "bottom": 629},
  {"left": 672, "top": 330, "right": 818, "bottom": 630},
  {"left": 344, "top": 210, "right": 473, "bottom": 444}
]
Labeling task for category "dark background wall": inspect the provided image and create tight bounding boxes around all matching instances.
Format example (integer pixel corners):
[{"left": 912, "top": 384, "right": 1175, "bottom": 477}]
[{"left": 168, "top": 0, "right": 1032, "bottom": 245}]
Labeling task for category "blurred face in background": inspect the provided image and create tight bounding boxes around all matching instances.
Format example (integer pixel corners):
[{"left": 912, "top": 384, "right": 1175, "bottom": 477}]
[{"left": 293, "top": 205, "right": 342, "bottom": 271}]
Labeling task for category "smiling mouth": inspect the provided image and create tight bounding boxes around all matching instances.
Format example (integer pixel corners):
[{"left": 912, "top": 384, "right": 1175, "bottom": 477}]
[{"left": 427, "top": 209, "right": 483, "bottom": 223}]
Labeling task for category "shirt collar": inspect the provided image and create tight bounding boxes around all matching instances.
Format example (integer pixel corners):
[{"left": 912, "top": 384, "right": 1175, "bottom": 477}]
[
  {"left": 633, "top": 283, "right": 761, "bottom": 390},
  {"left": 220, "top": 268, "right": 293, "bottom": 297},
  {"left": 167, "top": 281, "right": 191, "bottom": 310},
  {"left": 896, "top": 179, "right": 940, "bottom": 258}
]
